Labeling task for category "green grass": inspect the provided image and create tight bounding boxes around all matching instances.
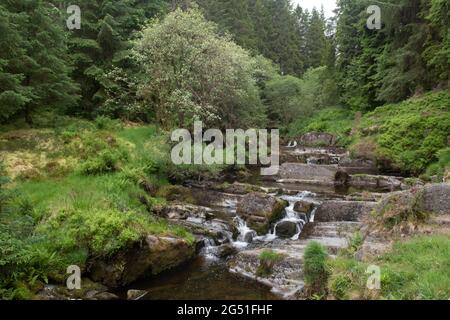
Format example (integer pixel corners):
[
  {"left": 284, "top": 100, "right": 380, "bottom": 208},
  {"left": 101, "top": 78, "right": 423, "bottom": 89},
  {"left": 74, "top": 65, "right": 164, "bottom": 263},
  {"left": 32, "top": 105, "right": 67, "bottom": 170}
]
[
  {"left": 256, "top": 249, "right": 285, "bottom": 277},
  {"left": 259, "top": 249, "right": 284, "bottom": 262},
  {"left": 328, "top": 235, "right": 450, "bottom": 300},
  {"left": 304, "top": 241, "right": 330, "bottom": 298},
  {"left": 0, "top": 119, "right": 197, "bottom": 299},
  {"left": 288, "top": 91, "right": 450, "bottom": 175}
]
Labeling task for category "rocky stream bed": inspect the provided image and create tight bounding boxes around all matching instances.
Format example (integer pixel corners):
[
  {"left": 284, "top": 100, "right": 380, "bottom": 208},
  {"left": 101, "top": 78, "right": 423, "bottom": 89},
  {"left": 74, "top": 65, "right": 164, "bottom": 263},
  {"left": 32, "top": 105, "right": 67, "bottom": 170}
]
[{"left": 37, "top": 133, "right": 450, "bottom": 300}]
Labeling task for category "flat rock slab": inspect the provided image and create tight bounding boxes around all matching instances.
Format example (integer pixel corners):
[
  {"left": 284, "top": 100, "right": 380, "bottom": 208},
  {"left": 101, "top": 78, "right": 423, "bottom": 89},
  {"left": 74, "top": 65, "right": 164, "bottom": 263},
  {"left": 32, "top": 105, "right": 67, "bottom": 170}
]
[
  {"left": 278, "top": 163, "right": 348, "bottom": 185},
  {"left": 348, "top": 174, "right": 403, "bottom": 191},
  {"left": 419, "top": 183, "right": 450, "bottom": 214},
  {"left": 314, "top": 201, "right": 377, "bottom": 222}
]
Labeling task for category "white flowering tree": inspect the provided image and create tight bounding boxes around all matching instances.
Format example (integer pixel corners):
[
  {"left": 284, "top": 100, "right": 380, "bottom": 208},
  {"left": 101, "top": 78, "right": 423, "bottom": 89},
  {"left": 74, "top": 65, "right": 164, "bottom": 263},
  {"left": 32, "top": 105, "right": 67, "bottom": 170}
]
[{"left": 133, "top": 8, "right": 266, "bottom": 129}]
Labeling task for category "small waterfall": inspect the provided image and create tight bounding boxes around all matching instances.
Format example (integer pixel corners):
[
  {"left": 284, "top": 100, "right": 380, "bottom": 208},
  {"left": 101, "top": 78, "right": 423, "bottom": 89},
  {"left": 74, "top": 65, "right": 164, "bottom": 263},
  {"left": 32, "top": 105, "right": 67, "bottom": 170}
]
[
  {"left": 271, "top": 191, "right": 317, "bottom": 240},
  {"left": 233, "top": 217, "right": 257, "bottom": 248},
  {"left": 200, "top": 238, "right": 220, "bottom": 260},
  {"left": 231, "top": 191, "right": 319, "bottom": 244},
  {"left": 309, "top": 207, "right": 318, "bottom": 223}
]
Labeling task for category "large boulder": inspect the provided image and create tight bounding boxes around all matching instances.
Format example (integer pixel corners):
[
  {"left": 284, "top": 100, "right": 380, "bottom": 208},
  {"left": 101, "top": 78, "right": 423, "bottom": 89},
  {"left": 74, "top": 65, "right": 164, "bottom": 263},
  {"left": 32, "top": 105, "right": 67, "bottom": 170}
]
[
  {"left": 314, "top": 201, "right": 377, "bottom": 222},
  {"left": 278, "top": 163, "right": 349, "bottom": 185},
  {"left": 293, "top": 201, "right": 315, "bottom": 215},
  {"left": 298, "top": 132, "right": 336, "bottom": 147},
  {"left": 373, "top": 183, "right": 450, "bottom": 224},
  {"left": 418, "top": 183, "right": 450, "bottom": 214},
  {"left": 275, "top": 221, "right": 298, "bottom": 238},
  {"left": 89, "top": 235, "right": 195, "bottom": 288},
  {"left": 237, "top": 192, "right": 288, "bottom": 234}
]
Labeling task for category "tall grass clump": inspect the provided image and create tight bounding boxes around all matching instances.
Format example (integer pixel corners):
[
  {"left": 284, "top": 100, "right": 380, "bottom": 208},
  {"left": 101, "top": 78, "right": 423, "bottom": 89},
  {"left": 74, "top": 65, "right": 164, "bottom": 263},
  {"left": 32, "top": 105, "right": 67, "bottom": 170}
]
[{"left": 304, "top": 241, "right": 330, "bottom": 298}]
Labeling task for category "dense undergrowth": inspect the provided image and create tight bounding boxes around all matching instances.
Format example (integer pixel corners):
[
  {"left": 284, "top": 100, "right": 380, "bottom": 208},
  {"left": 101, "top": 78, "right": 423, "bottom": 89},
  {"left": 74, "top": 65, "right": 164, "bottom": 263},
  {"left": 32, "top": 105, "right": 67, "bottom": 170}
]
[
  {"left": 288, "top": 91, "right": 450, "bottom": 178},
  {"left": 0, "top": 114, "right": 199, "bottom": 299},
  {"left": 328, "top": 236, "right": 450, "bottom": 300}
]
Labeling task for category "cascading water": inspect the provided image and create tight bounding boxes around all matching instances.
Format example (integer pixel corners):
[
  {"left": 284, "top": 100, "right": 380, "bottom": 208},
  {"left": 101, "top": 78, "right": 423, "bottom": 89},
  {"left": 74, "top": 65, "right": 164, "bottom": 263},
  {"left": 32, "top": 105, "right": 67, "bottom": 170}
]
[
  {"left": 268, "top": 191, "right": 318, "bottom": 241},
  {"left": 233, "top": 217, "right": 257, "bottom": 248},
  {"left": 235, "top": 191, "right": 320, "bottom": 243}
]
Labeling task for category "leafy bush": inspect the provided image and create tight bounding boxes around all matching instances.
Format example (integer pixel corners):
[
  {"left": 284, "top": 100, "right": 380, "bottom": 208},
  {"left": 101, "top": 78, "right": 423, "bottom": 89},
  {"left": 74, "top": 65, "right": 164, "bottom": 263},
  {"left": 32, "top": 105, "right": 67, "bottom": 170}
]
[
  {"left": 94, "top": 116, "right": 122, "bottom": 131},
  {"left": 134, "top": 8, "right": 267, "bottom": 129},
  {"left": 80, "top": 149, "right": 126, "bottom": 175},
  {"left": 304, "top": 241, "right": 330, "bottom": 297},
  {"left": 329, "top": 274, "right": 352, "bottom": 300},
  {"left": 356, "top": 91, "right": 450, "bottom": 174},
  {"left": 425, "top": 148, "right": 450, "bottom": 181}
]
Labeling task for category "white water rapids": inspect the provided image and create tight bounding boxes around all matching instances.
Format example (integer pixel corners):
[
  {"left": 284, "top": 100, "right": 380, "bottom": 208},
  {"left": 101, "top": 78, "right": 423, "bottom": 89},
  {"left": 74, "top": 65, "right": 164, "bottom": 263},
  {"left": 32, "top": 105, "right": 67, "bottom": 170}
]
[{"left": 234, "top": 191, "right": 319, "bottom": 244}]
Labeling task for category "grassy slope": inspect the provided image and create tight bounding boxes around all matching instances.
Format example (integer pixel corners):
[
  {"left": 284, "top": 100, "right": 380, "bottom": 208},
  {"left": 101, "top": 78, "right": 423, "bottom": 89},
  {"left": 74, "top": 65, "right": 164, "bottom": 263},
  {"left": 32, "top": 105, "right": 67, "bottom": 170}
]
[
  {"left": 0, "top": 116, "right": 194, "bottom": 299},
  {"left": 288, "top": 91, "right": 450, "bottom": 177},
  {"left": 329, "top": 236, "right": 450, "bottom": 300}
]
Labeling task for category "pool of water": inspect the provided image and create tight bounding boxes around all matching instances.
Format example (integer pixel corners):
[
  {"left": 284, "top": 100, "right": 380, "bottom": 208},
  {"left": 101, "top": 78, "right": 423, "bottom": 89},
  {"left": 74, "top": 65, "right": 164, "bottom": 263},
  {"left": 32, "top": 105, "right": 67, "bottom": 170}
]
[{"left": 121, "top": 256, "right": 279, "bottom": 300}]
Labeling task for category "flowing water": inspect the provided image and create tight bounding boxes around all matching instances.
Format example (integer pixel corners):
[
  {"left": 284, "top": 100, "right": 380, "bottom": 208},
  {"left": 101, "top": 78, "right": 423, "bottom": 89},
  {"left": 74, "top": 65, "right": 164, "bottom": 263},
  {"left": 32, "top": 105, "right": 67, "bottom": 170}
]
[
  {"left": 124, "top": 145, "right": 391, "bottom": 300},
  {"left": 122, "top": 256, "right": 279, "bottom": 300},
  {"left": 123, "top": 185, "right": 342, "bottom": 300}
]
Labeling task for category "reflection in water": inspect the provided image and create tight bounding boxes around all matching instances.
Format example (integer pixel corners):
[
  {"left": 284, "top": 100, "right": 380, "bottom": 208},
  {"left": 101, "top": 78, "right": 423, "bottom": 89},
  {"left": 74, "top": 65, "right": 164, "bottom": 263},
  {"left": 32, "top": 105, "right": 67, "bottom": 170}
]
[{"left": 123, "top": 256, "right": 279, "bottom": 300}]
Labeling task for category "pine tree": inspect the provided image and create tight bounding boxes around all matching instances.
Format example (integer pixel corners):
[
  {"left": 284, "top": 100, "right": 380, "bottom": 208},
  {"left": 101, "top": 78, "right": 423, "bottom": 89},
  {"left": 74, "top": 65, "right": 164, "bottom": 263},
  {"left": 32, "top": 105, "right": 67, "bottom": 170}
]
[
  {"left": 0, "top": 0, "right": 79, "bottom": 124},
  {"left": 61, "top": 0, "right": 167, "bottom": 117}
]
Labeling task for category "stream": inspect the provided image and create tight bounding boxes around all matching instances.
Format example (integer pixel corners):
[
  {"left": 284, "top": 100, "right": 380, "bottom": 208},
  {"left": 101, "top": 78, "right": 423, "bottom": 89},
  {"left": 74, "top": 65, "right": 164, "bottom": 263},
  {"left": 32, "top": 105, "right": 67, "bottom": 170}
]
[{"left": 121, "top": 144, "right": 399, "bottom": 300}]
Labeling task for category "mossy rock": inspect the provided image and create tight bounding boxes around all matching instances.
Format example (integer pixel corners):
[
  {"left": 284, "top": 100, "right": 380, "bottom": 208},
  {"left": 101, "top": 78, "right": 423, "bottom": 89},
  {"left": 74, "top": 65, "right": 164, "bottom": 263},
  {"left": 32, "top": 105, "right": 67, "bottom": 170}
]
[{"left": 156, "top": 185, "right": 196, "bottom": 204}]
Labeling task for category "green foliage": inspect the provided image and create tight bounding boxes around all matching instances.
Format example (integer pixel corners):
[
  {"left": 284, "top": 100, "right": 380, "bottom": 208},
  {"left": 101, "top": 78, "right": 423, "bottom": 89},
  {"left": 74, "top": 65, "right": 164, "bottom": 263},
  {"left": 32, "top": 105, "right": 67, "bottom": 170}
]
[
  {"left": 0, "top": 0, "right": 79, "bottom": 124},
  {"left": 60, "top": 0, "right": 167, "bottom": 117},
  {"left": 329, "top": 274, "right": 353, "bottom": 300},
  {"left": 198, "top": 0, "right": 332, "bottom": 77},
  {"left": 356, "top": 91, "right": 450, "bottom": 174},
  {"left": 336, "top": 0, "right": 449, "bottom": 110},
  {"left": 329, "top": 236, "right": 450, "bottom": 300},
  {"left": 264, "top": 75, "right": 303, "bottom": 125},
  {"left": 379, "top": 236, "right": 450, "bottom": 300},
  {"left": 134, "top": 8, "right": 267, "bottom": 129},
  {"left": 304, "top": 241, "right": 330, "bottom": 297},
  {"left": 288, "top": 107, "right": 354, "bottom": 145},
  {"left": 425, "top": 148, "right": 450, "bottom": 181},
  {"left": 94, "top": 116, "right": 122, "bottom": 131},
  {"left": 80, "top": 149, "right": 126, "bottom": 175},
  {"left": 0, "top": 120, "right": 197, "bottom": 298},
  {"left": 256, "top": 249, "right": 284, "bottom": 277}
]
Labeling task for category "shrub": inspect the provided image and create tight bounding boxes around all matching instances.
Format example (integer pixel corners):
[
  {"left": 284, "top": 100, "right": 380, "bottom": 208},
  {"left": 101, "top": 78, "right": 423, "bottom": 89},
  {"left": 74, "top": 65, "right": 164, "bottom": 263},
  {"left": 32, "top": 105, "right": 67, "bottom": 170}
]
[
  {"left": 425, "top": 148, "right": 450, "bottom": 181},
  {"left": 357, "top": 91, "right": 450, "bottom": 175},
  {"left": 329, "top": 274, "right": 352, "bottom": 300},
  {"left": 256, "top": 249, "right": 284, "bottom": 277},
  {"left": 94, "top": 116, "right": 122, "bottom": 131},
  {"left": 80, "top": 149, "right": 125, "bottom": 175},
  {"left": 304, "top": 241, "right": 330, "bottom": 297}
]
